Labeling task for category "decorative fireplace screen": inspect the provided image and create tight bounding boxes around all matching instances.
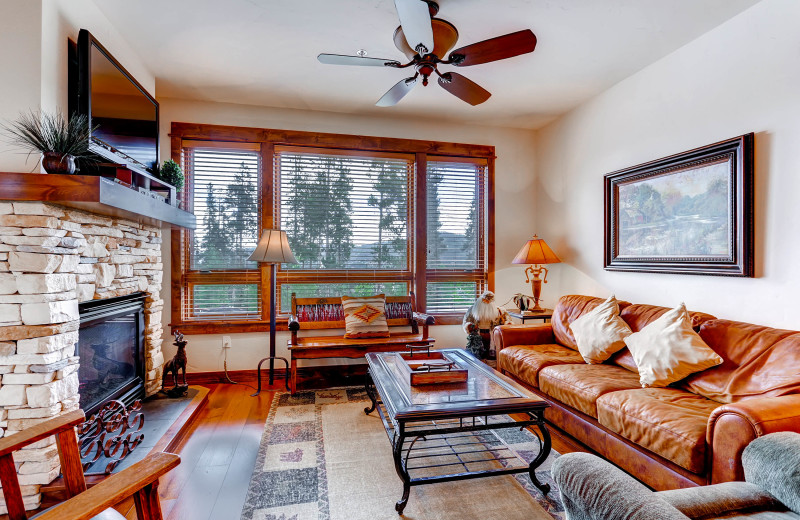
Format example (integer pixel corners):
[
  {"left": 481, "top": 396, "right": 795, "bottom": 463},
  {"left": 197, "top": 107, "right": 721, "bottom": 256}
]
[{"left": 78, "top": 293, "right": 146, "bottom": 416}]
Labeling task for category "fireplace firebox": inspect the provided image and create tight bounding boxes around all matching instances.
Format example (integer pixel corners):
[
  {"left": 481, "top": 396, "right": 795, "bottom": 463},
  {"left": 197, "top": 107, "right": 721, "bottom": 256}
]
[{"left": 78, "top": 293, "right": 147, "bottom": 416}]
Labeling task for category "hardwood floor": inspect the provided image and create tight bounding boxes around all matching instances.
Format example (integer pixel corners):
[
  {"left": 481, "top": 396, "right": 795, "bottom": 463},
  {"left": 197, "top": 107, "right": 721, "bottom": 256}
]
[
  {"left": 109, "top": 381, "right": 590, "bottom": 520},
  {"left": 115, "top": 381, "right": 279, "bottom": 520}
]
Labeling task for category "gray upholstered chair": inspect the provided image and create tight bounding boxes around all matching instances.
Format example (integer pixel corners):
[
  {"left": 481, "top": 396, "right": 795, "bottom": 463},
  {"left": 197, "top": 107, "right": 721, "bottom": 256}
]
[{"left": 552, "top": 432, "right": 800, "bottom": 520}]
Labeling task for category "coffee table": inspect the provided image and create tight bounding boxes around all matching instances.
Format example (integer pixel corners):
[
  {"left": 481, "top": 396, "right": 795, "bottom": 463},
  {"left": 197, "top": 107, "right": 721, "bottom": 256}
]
[{"left": 364, "top": 348, "right": 551, "bottom": 514}]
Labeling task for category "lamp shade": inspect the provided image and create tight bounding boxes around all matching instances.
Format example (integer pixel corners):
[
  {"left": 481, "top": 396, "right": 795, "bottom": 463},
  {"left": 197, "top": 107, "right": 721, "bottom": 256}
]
[
  {"left": 247, "top": 229, "right": 299, "bottom": 264},
  {"left": 512, "top": 235, "right": 561, "bottom": 265}
]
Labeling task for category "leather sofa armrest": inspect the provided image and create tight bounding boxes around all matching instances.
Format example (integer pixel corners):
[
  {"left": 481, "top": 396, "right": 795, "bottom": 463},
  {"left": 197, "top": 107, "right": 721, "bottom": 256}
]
[
  {"left": 492, "top": 323, "right": 555, "bottom": 353},
  {"left": 553, "top": 452, "right": 690, "bottom": 520},
  {"left": 707, "top": 394, "right": 800, "bottom": 484}
]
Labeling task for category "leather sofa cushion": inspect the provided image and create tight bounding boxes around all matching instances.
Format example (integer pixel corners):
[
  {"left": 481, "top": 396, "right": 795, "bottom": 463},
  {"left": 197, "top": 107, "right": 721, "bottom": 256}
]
[
  {"left": 610, "top": 304, "right": 717, "bottom": 373},
  {"left": 682, "top": 320, "right": 800, "bottom": 404},
  {"left": 498, "top": 344, "right": 584, "bottom": 388},
  {"left": 539, "top": 364, "right": 642, "bottom": 417},
  {"left": 597, "top": 388, "right": 720, "bottom": 474},
  {"left": 552, "top": 295, "right": 631, "bottom": 351}
]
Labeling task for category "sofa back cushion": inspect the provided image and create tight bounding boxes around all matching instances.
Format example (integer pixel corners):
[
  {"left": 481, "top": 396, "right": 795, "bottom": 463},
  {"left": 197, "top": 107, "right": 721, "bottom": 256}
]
[
  {"left": 610, "top": 304, "right": 717, "bottom": 372},
  {"left": 680, "top": 319, "right": 800, "bottom": 403},
  {"left": 552, "top": 295, "right": 630, "bottom": 350}
]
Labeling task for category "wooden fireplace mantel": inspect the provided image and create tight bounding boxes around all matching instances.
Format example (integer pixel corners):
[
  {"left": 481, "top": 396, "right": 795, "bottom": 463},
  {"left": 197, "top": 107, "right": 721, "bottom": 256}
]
[{"left": 0, "top": 172, "right": 196, "bottom": 229}]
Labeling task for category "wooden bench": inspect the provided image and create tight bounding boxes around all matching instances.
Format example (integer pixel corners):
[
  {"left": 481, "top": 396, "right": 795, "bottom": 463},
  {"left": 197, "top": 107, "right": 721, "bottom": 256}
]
[{"left": 287, "top": 294, "right": 434, "bottom": 394}]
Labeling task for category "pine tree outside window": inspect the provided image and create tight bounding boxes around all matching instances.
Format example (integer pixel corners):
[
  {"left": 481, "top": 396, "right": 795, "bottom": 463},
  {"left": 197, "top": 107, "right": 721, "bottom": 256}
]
[{"left": 275, "top": 147, "right": 413, "bottom": 312}]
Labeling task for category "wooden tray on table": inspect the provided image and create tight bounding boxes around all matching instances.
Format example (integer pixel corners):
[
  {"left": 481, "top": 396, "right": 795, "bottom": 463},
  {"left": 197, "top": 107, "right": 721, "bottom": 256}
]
[{"left": 396, "top": 347, "right": 468, "bottom": 386}]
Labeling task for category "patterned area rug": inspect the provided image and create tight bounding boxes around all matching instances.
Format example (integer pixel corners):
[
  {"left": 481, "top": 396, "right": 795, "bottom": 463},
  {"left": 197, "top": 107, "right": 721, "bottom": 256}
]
[{"left": 240, "top": 387, "right": 564, "bottom": 520}]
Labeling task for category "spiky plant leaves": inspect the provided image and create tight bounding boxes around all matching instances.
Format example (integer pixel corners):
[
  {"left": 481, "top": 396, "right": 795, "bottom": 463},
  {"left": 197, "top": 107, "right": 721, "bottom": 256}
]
[{"left": 2, "top": 110, "right": 96, "bottom": 158}]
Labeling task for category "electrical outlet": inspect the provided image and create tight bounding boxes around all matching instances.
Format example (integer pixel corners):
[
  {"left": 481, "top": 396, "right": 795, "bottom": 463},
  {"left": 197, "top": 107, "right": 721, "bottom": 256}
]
[{"left": 222, "top": 336, "right": 232, "bottom": 349}]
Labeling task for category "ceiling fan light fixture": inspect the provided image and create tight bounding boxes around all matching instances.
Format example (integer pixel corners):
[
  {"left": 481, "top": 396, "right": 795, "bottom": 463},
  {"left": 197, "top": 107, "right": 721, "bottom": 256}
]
[{"left": 318, "top": 0, "right": 538, "bottom": 107}]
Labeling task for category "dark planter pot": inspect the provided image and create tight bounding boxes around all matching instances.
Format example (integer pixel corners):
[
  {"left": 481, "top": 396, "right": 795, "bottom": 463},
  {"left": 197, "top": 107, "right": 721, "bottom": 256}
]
[{"left": 42, "top": 152, "right": 76, "bottom": 174}]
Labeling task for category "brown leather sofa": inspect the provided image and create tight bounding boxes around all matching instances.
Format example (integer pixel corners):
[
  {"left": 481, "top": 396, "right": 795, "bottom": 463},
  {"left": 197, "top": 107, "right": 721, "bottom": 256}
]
[{"left": 493, "top": 294, "right": 800, "bottom": 491}]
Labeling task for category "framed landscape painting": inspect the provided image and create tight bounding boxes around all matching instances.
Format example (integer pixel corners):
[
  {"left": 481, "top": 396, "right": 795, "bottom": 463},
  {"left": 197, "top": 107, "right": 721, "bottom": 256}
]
[{"left": 604, "top": 133, "right": 754, "bottom": 276}]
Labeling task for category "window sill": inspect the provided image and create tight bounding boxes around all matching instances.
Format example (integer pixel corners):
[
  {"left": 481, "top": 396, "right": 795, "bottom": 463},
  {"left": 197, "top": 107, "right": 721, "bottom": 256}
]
[{"left": 169, "top": 320, "right": 290, "bottom": 335}]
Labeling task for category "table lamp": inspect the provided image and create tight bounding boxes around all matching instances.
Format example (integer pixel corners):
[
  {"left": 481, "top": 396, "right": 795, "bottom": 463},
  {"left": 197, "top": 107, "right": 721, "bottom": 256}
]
[
  {"left": 248, "top": 229, "right": 298, "bottom": 395},
  {"left": 512, "top": 235, "right": 561, "bottom": 312}
]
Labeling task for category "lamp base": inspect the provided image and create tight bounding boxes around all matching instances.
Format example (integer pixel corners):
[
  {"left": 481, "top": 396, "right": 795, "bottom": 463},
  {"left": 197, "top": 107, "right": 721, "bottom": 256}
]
[{"left": 525, "top": 265, "right": 548, "bottom": 312}]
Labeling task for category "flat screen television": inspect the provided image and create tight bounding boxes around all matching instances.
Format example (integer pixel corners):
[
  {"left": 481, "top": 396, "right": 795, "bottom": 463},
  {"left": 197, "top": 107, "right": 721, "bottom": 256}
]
[{"left": 70, "top": 29, "right": 159, "bottom": 172}]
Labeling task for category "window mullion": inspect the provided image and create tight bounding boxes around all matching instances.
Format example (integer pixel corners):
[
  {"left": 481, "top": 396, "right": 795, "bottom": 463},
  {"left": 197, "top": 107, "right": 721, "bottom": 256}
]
[{"left": 414, "top": 152, "right": 428, "bottom": 312}]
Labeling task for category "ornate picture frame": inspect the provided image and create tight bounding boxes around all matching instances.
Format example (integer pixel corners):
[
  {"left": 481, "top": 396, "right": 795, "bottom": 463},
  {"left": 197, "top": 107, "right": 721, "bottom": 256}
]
[{"left": 604, "top": 133, "right": 754, "bottom": 277}]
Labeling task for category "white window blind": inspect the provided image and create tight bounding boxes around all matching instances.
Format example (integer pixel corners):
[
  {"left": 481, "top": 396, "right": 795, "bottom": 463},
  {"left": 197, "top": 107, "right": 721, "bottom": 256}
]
[
  {"left": 425, "top": 160, "right": 487, "bottom": 313},
  {"left": 184, "top": 146, "right": 262, "bottom": 320},
  {"left": 276, "top": 147, "right": 414, "bottom": 310}
]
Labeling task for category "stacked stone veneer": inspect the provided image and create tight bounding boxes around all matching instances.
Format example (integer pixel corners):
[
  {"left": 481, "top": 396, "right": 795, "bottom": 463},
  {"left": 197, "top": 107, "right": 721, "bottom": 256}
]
[{"left": 0, "top": 201, "right": 165, "bottom": 513}]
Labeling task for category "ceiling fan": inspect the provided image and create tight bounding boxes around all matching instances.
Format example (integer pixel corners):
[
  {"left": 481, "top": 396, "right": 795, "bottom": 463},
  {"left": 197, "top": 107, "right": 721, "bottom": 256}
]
[{"left": 317, "top": 0, "right": 537, "bottom": 107}]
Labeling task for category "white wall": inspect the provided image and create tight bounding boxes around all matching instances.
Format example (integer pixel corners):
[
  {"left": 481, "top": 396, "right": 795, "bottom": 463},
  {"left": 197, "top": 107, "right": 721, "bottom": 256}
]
[
  {"left": 534, "top": 0, "right": 800, "bottom": 329},
  {"left": 0, "top": 0, "right": 154, "bottom": 171},
  {"left": 158, "top": 98, "right": 539, "bottom": 372},
  {"left": 0, "top": 0, "right": 43, "bottom": 171}
]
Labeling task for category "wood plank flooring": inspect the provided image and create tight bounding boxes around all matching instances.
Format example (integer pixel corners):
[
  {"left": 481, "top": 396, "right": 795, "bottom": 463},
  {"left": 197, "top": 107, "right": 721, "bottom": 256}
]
[
  {"left": 110, "top": 381, "right": 589, "bottom": 520},
  {"left": 115, "top": 381, "right": 278, "bottom": 520}
]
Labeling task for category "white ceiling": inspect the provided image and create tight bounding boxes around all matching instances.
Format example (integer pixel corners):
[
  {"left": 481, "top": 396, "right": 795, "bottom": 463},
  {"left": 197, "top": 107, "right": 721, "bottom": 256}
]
[{"left": 92, "top": 0, "right": 759, "bottom": 129}]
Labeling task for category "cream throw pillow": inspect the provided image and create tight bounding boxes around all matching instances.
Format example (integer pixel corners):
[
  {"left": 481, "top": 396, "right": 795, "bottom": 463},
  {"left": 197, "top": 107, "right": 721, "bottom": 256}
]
[
  {"left": 624, "top": 303, "right": 723, "bottom": 388},
  {"left": 342, "top": 294, "right": 390, "bottom": 339},
  {"left": 569, "top": 295, "right": 632, "bottom": 364}
]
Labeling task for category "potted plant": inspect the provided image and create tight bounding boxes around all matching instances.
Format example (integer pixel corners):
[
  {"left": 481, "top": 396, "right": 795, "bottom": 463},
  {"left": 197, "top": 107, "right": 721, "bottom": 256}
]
[
  {"left": 2, "top": 111, "right": 95, "bottom": 174},
  {"left": 153, "top": 159, "right": 184, "bottom": 191}
]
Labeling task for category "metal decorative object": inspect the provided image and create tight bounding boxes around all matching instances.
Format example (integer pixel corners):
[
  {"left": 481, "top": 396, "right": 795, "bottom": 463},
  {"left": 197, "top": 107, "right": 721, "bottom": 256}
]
[
  {"left": 162, "top": 329, "right": 188, "bottom": 397},
  {"left": 78, "top": 399, "right": 145, "bottom": 474}
]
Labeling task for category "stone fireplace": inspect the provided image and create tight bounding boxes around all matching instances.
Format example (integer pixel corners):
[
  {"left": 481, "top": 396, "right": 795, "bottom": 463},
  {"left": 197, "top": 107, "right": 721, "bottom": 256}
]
[{"left": 0, "top": 201, "right": 165, "bottom": 513}]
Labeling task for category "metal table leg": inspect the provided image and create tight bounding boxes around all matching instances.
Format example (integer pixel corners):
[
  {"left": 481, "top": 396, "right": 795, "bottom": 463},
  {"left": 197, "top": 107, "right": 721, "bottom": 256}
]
[
  {"left": 364, "top": 370, "right": 378, "bottom": 415},
  {"left": 527, "top": 410, "right": 552, "bottom": 496}
]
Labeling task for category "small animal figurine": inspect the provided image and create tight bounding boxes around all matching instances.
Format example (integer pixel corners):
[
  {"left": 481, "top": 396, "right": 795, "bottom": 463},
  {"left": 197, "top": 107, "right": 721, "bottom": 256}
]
[{"left": 162, "top": 330, "right": 188, "bottom": 396}]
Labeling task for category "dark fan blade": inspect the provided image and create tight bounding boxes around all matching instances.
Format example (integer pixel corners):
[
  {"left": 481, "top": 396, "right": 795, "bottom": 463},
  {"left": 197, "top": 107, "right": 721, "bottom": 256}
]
[
  {"left": 438, "top": 72, "right": 491, "bottom": 106},
  {"left": 450, "top": 29, "right": 537, "bottom": 67},
  {"left": 394, "top": 0, "right": 434, "bottom": 54},
  {"left": 376, "top": 76, "right": 418, "bottom": 107},
  {"left": 318, "top": 54, "right": 399, "bottom": 67}
]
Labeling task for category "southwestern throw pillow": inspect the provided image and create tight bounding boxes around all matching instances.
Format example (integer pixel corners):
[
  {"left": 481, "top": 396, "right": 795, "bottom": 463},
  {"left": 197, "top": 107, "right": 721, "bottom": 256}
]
[
  {"left": 342, "top": 294, "right": 390, "bottom": 339},
  {"left": 569, "top": 295, "right": 633, "bottom": 364},
  {"left": 624, "top": 303, "right": 723, "bottom": 387}
]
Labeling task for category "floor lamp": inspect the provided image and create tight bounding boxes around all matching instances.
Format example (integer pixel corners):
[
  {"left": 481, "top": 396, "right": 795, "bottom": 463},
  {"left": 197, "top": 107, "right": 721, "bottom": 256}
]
[{"left": 248, "top": 229, "right": 298, "bottom": 396}]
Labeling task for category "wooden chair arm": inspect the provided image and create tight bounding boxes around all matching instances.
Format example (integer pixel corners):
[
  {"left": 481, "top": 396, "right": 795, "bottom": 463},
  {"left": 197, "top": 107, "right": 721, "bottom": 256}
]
[
  {"left": 0, "top": 410, "right": 85, "bottom": 457},
  {"left": 413, "top": 312, "right": 435, "bottom": 326},
  {"left": 35, "top": 452, "right": 180, "bottom": 520},
  {"left": 288, "top": 315, "right": 300, "bottom": 332}
]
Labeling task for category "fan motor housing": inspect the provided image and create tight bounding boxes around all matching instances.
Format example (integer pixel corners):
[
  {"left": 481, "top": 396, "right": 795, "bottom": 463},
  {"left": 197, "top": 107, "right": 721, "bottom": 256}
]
[{"left": 393, "top": 18, "right": 459, "bottom": 61}]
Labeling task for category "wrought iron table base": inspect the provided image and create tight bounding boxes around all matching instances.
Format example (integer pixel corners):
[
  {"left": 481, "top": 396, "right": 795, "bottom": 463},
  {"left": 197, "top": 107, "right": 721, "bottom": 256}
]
[{"left": 364, "top": 372, "right": 551, "bottom": 514}]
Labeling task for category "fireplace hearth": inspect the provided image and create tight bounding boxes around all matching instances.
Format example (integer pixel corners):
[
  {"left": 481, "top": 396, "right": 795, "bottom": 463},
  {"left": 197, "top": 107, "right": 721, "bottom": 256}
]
[{"left": 78, "top": 293, "right": 147, "bottom": 416}]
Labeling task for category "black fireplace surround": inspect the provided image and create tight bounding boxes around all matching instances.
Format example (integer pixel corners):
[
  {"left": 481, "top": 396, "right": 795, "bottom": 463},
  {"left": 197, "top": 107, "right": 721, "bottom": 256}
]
[{"left": 78, "top": 293, "right": 146, "bottom": 416}]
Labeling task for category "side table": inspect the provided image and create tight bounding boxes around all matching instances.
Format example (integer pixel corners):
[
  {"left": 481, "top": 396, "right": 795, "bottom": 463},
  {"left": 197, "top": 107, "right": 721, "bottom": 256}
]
[{"left": 507, "top": 308, "right": 553, "bottom": 324}]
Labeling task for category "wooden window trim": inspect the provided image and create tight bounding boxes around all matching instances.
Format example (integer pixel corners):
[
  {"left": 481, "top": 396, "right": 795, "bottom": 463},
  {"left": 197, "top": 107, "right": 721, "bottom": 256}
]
[{"left": 170, "top": 122, "right": 496, "bottom": 334}]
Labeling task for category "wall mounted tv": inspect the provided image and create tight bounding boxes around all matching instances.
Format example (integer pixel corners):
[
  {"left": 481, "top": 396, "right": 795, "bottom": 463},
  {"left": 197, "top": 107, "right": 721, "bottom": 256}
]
[{"left": 70, "top": 29, "right": 159, "bottom": 173}]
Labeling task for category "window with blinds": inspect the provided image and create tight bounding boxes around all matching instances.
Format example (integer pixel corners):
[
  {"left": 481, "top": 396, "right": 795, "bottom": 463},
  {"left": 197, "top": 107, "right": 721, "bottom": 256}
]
[
  {"left": 172, "top": 125, "right": 494, "bottom": 332},
  {"left": 183, "top": 145, "right": 262, "bottom": 321},
  {"left": 425, "top": 160, "right": 487, "bottom": 313},
  {"left": 276, "top": 148, "right": 414, "bottom": 312}
]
